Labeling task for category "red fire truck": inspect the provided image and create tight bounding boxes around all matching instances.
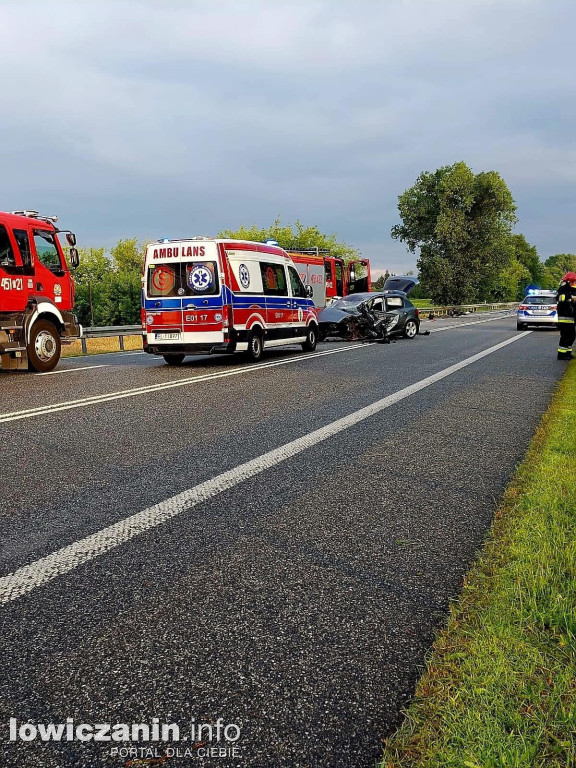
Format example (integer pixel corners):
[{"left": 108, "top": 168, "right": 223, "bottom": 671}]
[
  {"left": 286, "top": 248, "right": 371, "bottom": 307},
  {"left": 0, "top": 210, "right": 81, "bottom": 372}
]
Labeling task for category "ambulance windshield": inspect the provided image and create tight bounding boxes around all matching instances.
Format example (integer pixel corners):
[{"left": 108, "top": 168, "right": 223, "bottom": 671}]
[{"left": 148, "top": 261, "right": 220, "bottom": 297}]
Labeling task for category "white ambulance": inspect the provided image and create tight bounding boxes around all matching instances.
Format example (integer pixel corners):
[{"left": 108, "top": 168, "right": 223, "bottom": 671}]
[{"left": 142, "top": 238, "right": 319, "bottom": 363}]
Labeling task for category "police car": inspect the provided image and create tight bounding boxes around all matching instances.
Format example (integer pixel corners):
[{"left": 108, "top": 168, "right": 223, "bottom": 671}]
[{"left": 517, "top": 289, "right": 558, "bottom": 330}]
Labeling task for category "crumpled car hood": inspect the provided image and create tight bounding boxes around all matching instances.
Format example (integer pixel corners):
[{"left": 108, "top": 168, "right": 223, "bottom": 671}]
[{"left": 317, "top": 305, "right": 357, "bottom": 324}]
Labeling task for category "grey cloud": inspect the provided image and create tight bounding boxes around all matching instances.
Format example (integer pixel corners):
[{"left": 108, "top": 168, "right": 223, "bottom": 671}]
[{"left": 0, "top": 0, "right": 575, "bottom": 271}]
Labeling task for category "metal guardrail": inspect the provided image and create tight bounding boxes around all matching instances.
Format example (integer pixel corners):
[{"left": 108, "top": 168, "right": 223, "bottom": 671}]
[
  {"left": 418, "top": 302, "right": 518, "bottom": 318},
  {"left": 78, "top": 303, "right": 518, "bottom": 352},
  {"left": 81, "top": 325, "right": 142, "bottom": 353}
]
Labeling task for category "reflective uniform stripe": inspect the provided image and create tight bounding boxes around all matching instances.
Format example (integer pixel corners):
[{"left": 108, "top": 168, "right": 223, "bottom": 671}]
[
  {"left": 558, "top": 317, "right": 575, "bottom": 323},
  {"left": 558, "top": 346, "right": 572, "bottom": 352}
]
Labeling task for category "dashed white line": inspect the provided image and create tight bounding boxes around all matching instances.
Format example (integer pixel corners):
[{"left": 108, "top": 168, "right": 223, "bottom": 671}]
[{"left": 0, "top": 331, "right": 530, "bottom": 605}]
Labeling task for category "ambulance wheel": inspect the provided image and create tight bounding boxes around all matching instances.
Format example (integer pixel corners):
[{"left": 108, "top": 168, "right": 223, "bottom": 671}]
[
  {"left": 301, "top": 324, "right": 318, "bottom": 352},
  {"left": 163, "top": 354, "right": 185, "bottom": 365},
  {"left": 246, "top": 330, "right": 263, "bottom": 362},
  {"left": 27, "top": 320, "right": 61, "bottom": 373}
]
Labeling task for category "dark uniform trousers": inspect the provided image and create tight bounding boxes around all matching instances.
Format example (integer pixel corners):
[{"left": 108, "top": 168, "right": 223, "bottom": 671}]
[
  {"left": 557, "top": 285, "right": 576, "bottom": 358},
  {"left": 558, "top": 317, "right": 575, "bottom": 358}
]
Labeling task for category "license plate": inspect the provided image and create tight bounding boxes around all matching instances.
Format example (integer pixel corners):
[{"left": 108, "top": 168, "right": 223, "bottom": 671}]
[
  {"left": 531, "top": 310, "right": 548, "bottom": 315},
  {"left": 155, "top": 332, "right": 180, "bottom": 340}
]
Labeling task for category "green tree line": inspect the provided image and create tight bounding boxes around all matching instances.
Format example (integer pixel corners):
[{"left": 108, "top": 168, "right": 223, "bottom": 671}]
[
  {"left": 72, "top": 221, "right": 361, "bottom": 326},
  {"left": 72, "top": 191, "right": 573, "bottom": 326}
]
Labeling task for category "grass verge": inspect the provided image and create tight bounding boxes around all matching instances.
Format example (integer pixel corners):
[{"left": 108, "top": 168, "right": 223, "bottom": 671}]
[
  {"left": 62, "top": 335, "right": 143, "bottom": 357},
  {"left": 381, "top": 363, "right": 576, "bottom": 768}
]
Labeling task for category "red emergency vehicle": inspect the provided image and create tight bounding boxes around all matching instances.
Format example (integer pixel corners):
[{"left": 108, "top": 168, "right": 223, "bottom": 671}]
[
  {"left": 286, "top": 249, "right": 372, "bottom": 307},
  {"left": 0, "top": 210, "right": 81, "bottom": 372}
]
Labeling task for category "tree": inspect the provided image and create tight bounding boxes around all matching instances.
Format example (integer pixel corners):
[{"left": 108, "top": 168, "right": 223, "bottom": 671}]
[
  {"left": 72, "top": 240, "right": 146, "bottom": 326},
  {"left": 110, "top": 238, "right": 146, "bottom": 275},
  {"left": 541, "top": 254, "right": 576, "bottom": 290},
  {"left": 491, "top": 257, "right": 531, "bottom": 302},
  {"left": 73, "top": 247, "right": 113, "bottom": 326},
  {"left": 98, "top": 272, "right": 141, "bottom": 325},
  {"left": 510, "top": 234, "right": 542, "bottom": 286},
  {"left": 372, "top": 270, "right": 390, "bottom": 290},
  {"left": 218, "top": 217, "right": 360, "bottom": 262},
  {"left": 391, "top": 162, "right": 517, "bottom": 304},
  {"left": 73, "top": 247, "right": 112, "bottom": 284}
]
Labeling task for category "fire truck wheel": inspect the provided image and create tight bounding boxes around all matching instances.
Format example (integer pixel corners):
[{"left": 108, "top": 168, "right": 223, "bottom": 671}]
[
  {"left": 246, "top": 330, "right": 263, "bottom": 362},
  {"left": 163, "top": 354, "right": 185, "bottom": 365},
  {"left": 301, "top": 324, "right": 318, "bottom": 352},
  {"left": 27, "top": 320, "right": 62, "bottom": 373}
]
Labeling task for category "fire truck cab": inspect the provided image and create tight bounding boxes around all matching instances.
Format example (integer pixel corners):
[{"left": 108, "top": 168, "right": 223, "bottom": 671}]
[
  {"left": 0, "top": 210, "right": 81, "bottom": 372},
  {"left": 287, "top": 249, "right": 371, "bottom": 307}
]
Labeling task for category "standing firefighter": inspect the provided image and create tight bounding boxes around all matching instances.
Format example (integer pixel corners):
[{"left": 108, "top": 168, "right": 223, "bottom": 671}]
[{"left": 556, "top": 272, "right": 576, "bottom": 360}]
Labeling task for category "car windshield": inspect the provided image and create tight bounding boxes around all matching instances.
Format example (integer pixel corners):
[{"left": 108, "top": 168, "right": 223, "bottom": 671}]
[{"left": 524, "top": 296, "right": 554, "bottom": 305}]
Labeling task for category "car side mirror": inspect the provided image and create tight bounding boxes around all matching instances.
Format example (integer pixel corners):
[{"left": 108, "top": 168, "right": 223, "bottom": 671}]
[
  {"left": 305, "top": 285, "right": 313, "bottom": 298},
  {"left": 66, "top": 233, "right": 77, "bottom": 246},
  {"left": 69, "top": 247, "right": 79, "bottom": 268}
]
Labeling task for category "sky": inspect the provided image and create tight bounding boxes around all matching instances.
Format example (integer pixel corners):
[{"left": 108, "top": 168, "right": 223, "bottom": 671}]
[{"left": 0, "top": 0, "right": 575, "bottom": 275}]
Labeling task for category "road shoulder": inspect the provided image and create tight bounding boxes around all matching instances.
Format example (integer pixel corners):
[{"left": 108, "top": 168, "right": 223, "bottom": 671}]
[{"left": 381, "top": 361, "right": 576, "bottom": 767}]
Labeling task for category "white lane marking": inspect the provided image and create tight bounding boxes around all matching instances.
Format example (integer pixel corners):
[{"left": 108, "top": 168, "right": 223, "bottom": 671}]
[
  {"left": 62, "top": 350, "right": 145, "bottom": 360},
  {"left": 36, "top": 365, "right": 108, "bottom": 376},
  {"left": 0, "top": 344, "right": 370, "bottom": 424},
  {"left": 427, "top": 313, "right": 516, "bottom": 333},
  {"left": 0, "top": 331, "right": 530, "bottom": 605}
]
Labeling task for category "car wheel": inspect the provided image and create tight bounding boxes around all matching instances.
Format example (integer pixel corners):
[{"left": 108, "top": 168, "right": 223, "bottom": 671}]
[
  {"left": 516, "top": 322, "right": 527, "bottom": 330},
  {"left": 246, "top": 329, "right": 263, "bottom": 362},
  {"left": 403, "top": 319, "right": 418, "bottom": 339},
  {"left": 27, "top": 320, "right": 61, "bottom": 373},
  {"left": 163, "top": 354, "right": 185, "bottom": 365},
  {"left": 301, "top": 324, "right": 318, "bottom": 352}
]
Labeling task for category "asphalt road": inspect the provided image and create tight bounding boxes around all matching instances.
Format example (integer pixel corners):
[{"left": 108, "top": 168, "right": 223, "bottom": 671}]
[{"left": 0, "top": 314, "right": 565, "bottom": 768}]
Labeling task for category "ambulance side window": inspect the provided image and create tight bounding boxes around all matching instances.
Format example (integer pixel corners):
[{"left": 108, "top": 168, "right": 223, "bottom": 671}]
[
  {"left": 13, "top": 229, "right": 31, "bottom": 268},
  {"left": 288, "top": 265, "right": 307, "bottom": 298},
  {"left": 260, "top": 263, "right": 288, "bottom": 296},
  {"left": 0, "top": 225, "right": 16, "bottom": 267}
]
